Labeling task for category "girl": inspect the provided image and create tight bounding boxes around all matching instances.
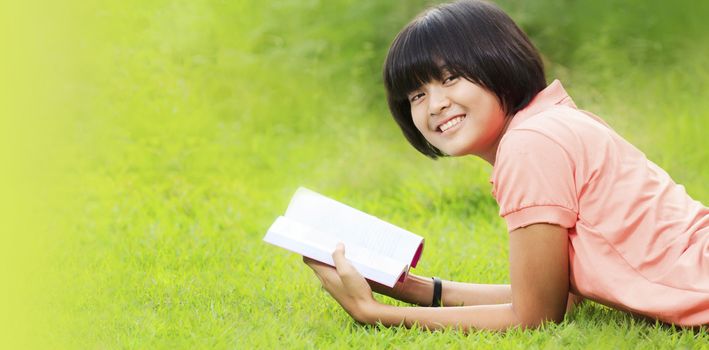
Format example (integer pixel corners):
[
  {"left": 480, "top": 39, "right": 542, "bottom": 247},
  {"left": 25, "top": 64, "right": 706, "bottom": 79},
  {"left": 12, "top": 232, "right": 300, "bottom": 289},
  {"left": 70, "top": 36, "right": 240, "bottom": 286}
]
[{"left": 304, "top": 0, "right": 708, "bottom": 330}]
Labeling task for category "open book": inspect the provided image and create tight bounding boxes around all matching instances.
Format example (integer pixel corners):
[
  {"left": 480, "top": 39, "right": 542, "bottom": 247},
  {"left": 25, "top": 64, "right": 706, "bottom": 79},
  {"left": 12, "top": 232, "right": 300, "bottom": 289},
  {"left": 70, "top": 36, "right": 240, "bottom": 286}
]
[{"left": 263, "top": 187, "right": 424, "bottom": 287}]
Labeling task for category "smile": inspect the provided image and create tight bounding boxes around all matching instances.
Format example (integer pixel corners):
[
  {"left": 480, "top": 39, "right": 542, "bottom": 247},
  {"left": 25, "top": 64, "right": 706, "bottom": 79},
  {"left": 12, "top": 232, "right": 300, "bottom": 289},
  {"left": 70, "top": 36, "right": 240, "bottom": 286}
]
[{"left": 438, "top": 115, "right": 465, "bottom": 133}]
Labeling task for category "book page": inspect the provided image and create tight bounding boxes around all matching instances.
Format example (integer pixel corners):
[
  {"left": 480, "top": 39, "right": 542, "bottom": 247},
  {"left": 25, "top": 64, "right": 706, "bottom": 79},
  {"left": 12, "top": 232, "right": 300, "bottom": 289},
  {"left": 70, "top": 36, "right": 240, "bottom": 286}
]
[
  {"left": 264, "top": 216, "right": 408, "bottom": 287},
  {"left": 283, "top": 187, "right": 424, "bottom": 267}
]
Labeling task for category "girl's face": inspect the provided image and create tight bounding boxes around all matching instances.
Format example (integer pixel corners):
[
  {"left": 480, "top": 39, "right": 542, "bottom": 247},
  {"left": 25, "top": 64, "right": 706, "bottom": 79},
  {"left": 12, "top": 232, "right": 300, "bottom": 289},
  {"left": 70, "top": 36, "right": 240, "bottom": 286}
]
[{"left": 408, "top": 71, "right": 509, "bottom": 164}]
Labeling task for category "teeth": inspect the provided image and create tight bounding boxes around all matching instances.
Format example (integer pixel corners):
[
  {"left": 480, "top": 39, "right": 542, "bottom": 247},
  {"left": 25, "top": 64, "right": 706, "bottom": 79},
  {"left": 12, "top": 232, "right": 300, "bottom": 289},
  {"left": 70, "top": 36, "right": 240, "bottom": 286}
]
[{"left": 440, "top": 116, "right": 464, "bottom": 132}]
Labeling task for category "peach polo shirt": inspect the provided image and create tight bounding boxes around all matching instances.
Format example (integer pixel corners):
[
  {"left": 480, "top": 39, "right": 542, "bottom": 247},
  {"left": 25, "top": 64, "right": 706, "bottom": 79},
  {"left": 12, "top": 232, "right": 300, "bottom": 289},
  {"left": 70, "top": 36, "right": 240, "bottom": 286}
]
[{"left": 490, "top": 80, "right": 709, "bottom": 326}]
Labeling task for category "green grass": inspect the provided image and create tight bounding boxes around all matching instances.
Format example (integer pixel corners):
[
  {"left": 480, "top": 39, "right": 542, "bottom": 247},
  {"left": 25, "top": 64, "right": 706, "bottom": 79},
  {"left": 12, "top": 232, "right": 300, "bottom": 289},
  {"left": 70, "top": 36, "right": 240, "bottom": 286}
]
[{"left": 1, "top": 0, "right": 707, "bottom": 348}]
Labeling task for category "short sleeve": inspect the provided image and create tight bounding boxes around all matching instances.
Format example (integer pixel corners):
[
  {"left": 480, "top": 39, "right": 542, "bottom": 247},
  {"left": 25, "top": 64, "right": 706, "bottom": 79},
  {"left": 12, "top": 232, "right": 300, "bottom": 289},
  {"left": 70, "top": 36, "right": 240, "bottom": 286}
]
[{"left": 492, "top": 129, "right": 578, "bottom": 231}]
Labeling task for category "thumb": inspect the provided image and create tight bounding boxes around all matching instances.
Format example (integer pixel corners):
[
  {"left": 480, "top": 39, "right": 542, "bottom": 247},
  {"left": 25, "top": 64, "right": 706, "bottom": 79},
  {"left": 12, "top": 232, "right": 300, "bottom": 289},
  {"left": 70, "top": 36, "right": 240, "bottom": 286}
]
[
  {"left": 332, "top": 243, "right": 371, "bottom": 296},
  {"left": 332, "top": 242, "right": 357, "bottom": 277}
]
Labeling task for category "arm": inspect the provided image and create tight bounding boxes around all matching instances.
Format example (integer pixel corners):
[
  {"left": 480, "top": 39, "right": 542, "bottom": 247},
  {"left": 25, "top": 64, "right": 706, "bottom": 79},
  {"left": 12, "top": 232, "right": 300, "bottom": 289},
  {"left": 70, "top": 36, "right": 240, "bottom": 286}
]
[{"left": 305, "top": 223, "right": 572, "bottom": 331}]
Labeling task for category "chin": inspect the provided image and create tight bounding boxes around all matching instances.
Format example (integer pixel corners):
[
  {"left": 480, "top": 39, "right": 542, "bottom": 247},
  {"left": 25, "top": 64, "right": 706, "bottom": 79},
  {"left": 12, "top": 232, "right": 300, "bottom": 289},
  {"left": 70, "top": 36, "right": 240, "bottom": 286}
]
[{"left": 441, "top": 149, "right": 465, "bottom": 157}]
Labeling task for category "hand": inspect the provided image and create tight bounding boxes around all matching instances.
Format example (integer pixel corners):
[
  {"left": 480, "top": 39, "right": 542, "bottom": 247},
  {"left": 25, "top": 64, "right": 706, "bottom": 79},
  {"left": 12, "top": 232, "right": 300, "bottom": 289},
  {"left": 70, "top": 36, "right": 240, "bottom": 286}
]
[{"left": 303, "top": 243, "right": 378, "bottom": 323}]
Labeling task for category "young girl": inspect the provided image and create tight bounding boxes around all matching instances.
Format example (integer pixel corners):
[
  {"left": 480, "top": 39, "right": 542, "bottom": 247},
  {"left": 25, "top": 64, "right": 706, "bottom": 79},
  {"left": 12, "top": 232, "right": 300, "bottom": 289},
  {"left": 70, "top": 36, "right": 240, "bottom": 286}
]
[{"left": 303, "top": 0, "right": 708, "bottom": 330}]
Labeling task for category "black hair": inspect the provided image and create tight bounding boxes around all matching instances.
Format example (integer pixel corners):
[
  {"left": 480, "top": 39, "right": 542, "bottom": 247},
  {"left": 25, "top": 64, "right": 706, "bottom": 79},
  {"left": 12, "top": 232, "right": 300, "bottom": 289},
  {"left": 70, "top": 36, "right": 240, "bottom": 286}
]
[{"left": 383, "top": 0, "right": 546, "bottom": 159}]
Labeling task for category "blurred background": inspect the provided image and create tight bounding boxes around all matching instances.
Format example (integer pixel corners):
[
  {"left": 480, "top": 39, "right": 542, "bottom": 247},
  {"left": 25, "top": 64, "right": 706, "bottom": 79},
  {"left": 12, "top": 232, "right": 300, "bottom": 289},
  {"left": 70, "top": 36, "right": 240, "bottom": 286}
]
[{"left": 1, "top": 0, "right": 707, "bottom": 347}]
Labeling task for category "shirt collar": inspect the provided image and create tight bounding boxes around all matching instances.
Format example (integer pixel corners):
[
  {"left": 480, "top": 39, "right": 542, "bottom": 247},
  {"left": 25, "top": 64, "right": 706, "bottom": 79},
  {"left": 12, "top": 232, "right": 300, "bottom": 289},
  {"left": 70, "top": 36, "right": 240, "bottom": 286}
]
[{"left": 509, "top": 79, "right": 576, "bottom": 129}]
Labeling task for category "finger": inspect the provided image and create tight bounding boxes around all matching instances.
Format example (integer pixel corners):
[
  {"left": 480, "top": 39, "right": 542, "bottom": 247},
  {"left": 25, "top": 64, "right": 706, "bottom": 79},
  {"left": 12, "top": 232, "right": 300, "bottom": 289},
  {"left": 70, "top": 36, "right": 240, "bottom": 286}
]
[
  {"left": 331, "top": 243, "right": 351, "bottom": 273},
  {"left": 305, "top": 259, "right": 335, "bottom": 276},
  {"left": 332, "top": 243, "right": 364, "bottom": 281},
  {"left": 303, "top": 256, "right": 329, "bottom": 268},
  {"left": 305, "top": 261, "right": 340, "bottom": 287}
]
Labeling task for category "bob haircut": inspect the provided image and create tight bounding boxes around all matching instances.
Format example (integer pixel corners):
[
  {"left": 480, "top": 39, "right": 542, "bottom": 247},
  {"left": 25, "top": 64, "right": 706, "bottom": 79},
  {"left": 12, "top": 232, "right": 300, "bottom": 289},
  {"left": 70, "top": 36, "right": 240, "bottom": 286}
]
[{"left": 383, "top": 0, "right": 546, "bottom": 159}]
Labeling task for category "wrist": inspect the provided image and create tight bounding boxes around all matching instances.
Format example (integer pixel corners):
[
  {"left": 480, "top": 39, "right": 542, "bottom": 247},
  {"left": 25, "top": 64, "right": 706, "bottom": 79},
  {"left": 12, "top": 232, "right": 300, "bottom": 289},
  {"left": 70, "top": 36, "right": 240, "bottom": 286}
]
[
  {"left": 356, "top": 298, "right": 383, "bottom": 325},
  {"left": 402, "top": 273, "right": 436, "bottom": 306}
]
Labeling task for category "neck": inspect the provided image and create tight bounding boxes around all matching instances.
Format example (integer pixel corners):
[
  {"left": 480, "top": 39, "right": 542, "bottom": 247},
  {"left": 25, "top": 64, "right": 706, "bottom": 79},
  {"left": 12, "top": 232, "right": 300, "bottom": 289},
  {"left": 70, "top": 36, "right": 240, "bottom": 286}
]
[{"left": 478, "top": 115, "right": 514, "bottom": 166}]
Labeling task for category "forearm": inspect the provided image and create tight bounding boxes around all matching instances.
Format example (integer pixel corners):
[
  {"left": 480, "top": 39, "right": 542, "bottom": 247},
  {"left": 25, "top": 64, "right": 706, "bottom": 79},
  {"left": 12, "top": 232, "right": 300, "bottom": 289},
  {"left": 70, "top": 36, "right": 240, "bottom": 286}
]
[
  {"left": 374, "top": 274, "right": 511, "bottom": 306},
  {"left": 445, "top": 283, "right": 583, "bottom": 312},
  {"left": 441, "top": 282, "right": 587, "bottom": 309},
  {"left": 375, "top": 274, "right": 582, "bottom": 314},
  {"left": 443, "top": 280, "right": 511, "bottom": 306},
  {"left": 365, "top": 293, "right": 582, "bottom": 331},
  {"left": 437, "top": 281, "right": 581, "bottom": 315},
  {"left": 368, "top": 302, "right": 523, "bottom": 331}
]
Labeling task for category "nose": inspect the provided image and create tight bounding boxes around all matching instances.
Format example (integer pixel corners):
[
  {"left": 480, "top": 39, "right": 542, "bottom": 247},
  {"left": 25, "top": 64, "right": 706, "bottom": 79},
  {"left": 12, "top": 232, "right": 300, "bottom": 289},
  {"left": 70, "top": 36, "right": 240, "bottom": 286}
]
[{"left": 428, "top": 87, "right": 450, "bottom": 116}]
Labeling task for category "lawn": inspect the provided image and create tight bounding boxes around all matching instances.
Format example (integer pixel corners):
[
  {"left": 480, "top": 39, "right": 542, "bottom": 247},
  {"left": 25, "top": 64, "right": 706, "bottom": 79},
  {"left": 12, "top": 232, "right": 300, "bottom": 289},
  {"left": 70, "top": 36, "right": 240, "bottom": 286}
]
[{"left": 1, "top": 0, "right": 707, "bottom": 348}]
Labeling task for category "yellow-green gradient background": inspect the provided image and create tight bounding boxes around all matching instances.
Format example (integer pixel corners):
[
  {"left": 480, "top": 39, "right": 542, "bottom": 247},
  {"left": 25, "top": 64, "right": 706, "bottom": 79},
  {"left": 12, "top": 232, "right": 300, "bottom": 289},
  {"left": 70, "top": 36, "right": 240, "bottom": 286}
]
[{"left": 1, "top": 1, "right": 79, "bottom": 347}]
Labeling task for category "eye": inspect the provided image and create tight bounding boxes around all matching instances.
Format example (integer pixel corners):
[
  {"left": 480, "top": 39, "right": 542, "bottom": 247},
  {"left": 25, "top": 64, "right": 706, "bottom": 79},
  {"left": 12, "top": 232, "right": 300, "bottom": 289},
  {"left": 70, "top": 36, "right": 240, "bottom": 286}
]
[
  {"left": 443, "top": 75, "right": 458, "bottom": 85},
  {"left": 409, "top": 92, "right": 425, "bottom": 103}
]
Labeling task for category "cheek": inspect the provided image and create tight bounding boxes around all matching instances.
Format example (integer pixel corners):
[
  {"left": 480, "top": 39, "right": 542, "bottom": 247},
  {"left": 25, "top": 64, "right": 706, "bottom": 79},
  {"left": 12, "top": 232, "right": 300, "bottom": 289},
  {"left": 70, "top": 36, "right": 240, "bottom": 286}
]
[{"left": 410, "top": 108, "right": 428, "bottom": 133}]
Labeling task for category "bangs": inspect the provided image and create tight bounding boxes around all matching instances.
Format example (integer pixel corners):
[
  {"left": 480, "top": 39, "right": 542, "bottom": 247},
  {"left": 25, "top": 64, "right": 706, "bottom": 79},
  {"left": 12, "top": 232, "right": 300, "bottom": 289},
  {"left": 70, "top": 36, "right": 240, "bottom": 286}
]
[
  {"left": 383, "top": 35, "right": 446, "bottom": 101},
  {"left": 383, "top": 9, "right": 481, "bottom": 102}
]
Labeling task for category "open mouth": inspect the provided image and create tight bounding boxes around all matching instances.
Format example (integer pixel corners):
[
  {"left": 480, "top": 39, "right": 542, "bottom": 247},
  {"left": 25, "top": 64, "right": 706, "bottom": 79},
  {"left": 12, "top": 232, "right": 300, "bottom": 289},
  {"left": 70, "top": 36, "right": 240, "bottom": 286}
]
[{"left": 438, "top": 115, "right": 466, "bottom": 133}]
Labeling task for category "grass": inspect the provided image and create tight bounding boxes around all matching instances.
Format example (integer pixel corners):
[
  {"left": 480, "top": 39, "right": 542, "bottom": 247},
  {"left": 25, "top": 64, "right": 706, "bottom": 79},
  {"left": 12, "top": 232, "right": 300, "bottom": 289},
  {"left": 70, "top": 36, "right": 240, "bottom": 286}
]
[{"left": 1, "top": 0, "right": 707, "bottom": 348}]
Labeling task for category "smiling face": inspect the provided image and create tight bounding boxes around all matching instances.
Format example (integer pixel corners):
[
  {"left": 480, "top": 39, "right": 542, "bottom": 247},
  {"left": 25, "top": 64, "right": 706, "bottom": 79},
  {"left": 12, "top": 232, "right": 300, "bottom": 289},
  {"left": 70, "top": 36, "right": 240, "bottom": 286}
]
[
  {"left": 407, "top": 72, "right": 509, "bottom": 163},
  {"left": 383, "top": 1, "right": 546, "bottom": 159}
]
